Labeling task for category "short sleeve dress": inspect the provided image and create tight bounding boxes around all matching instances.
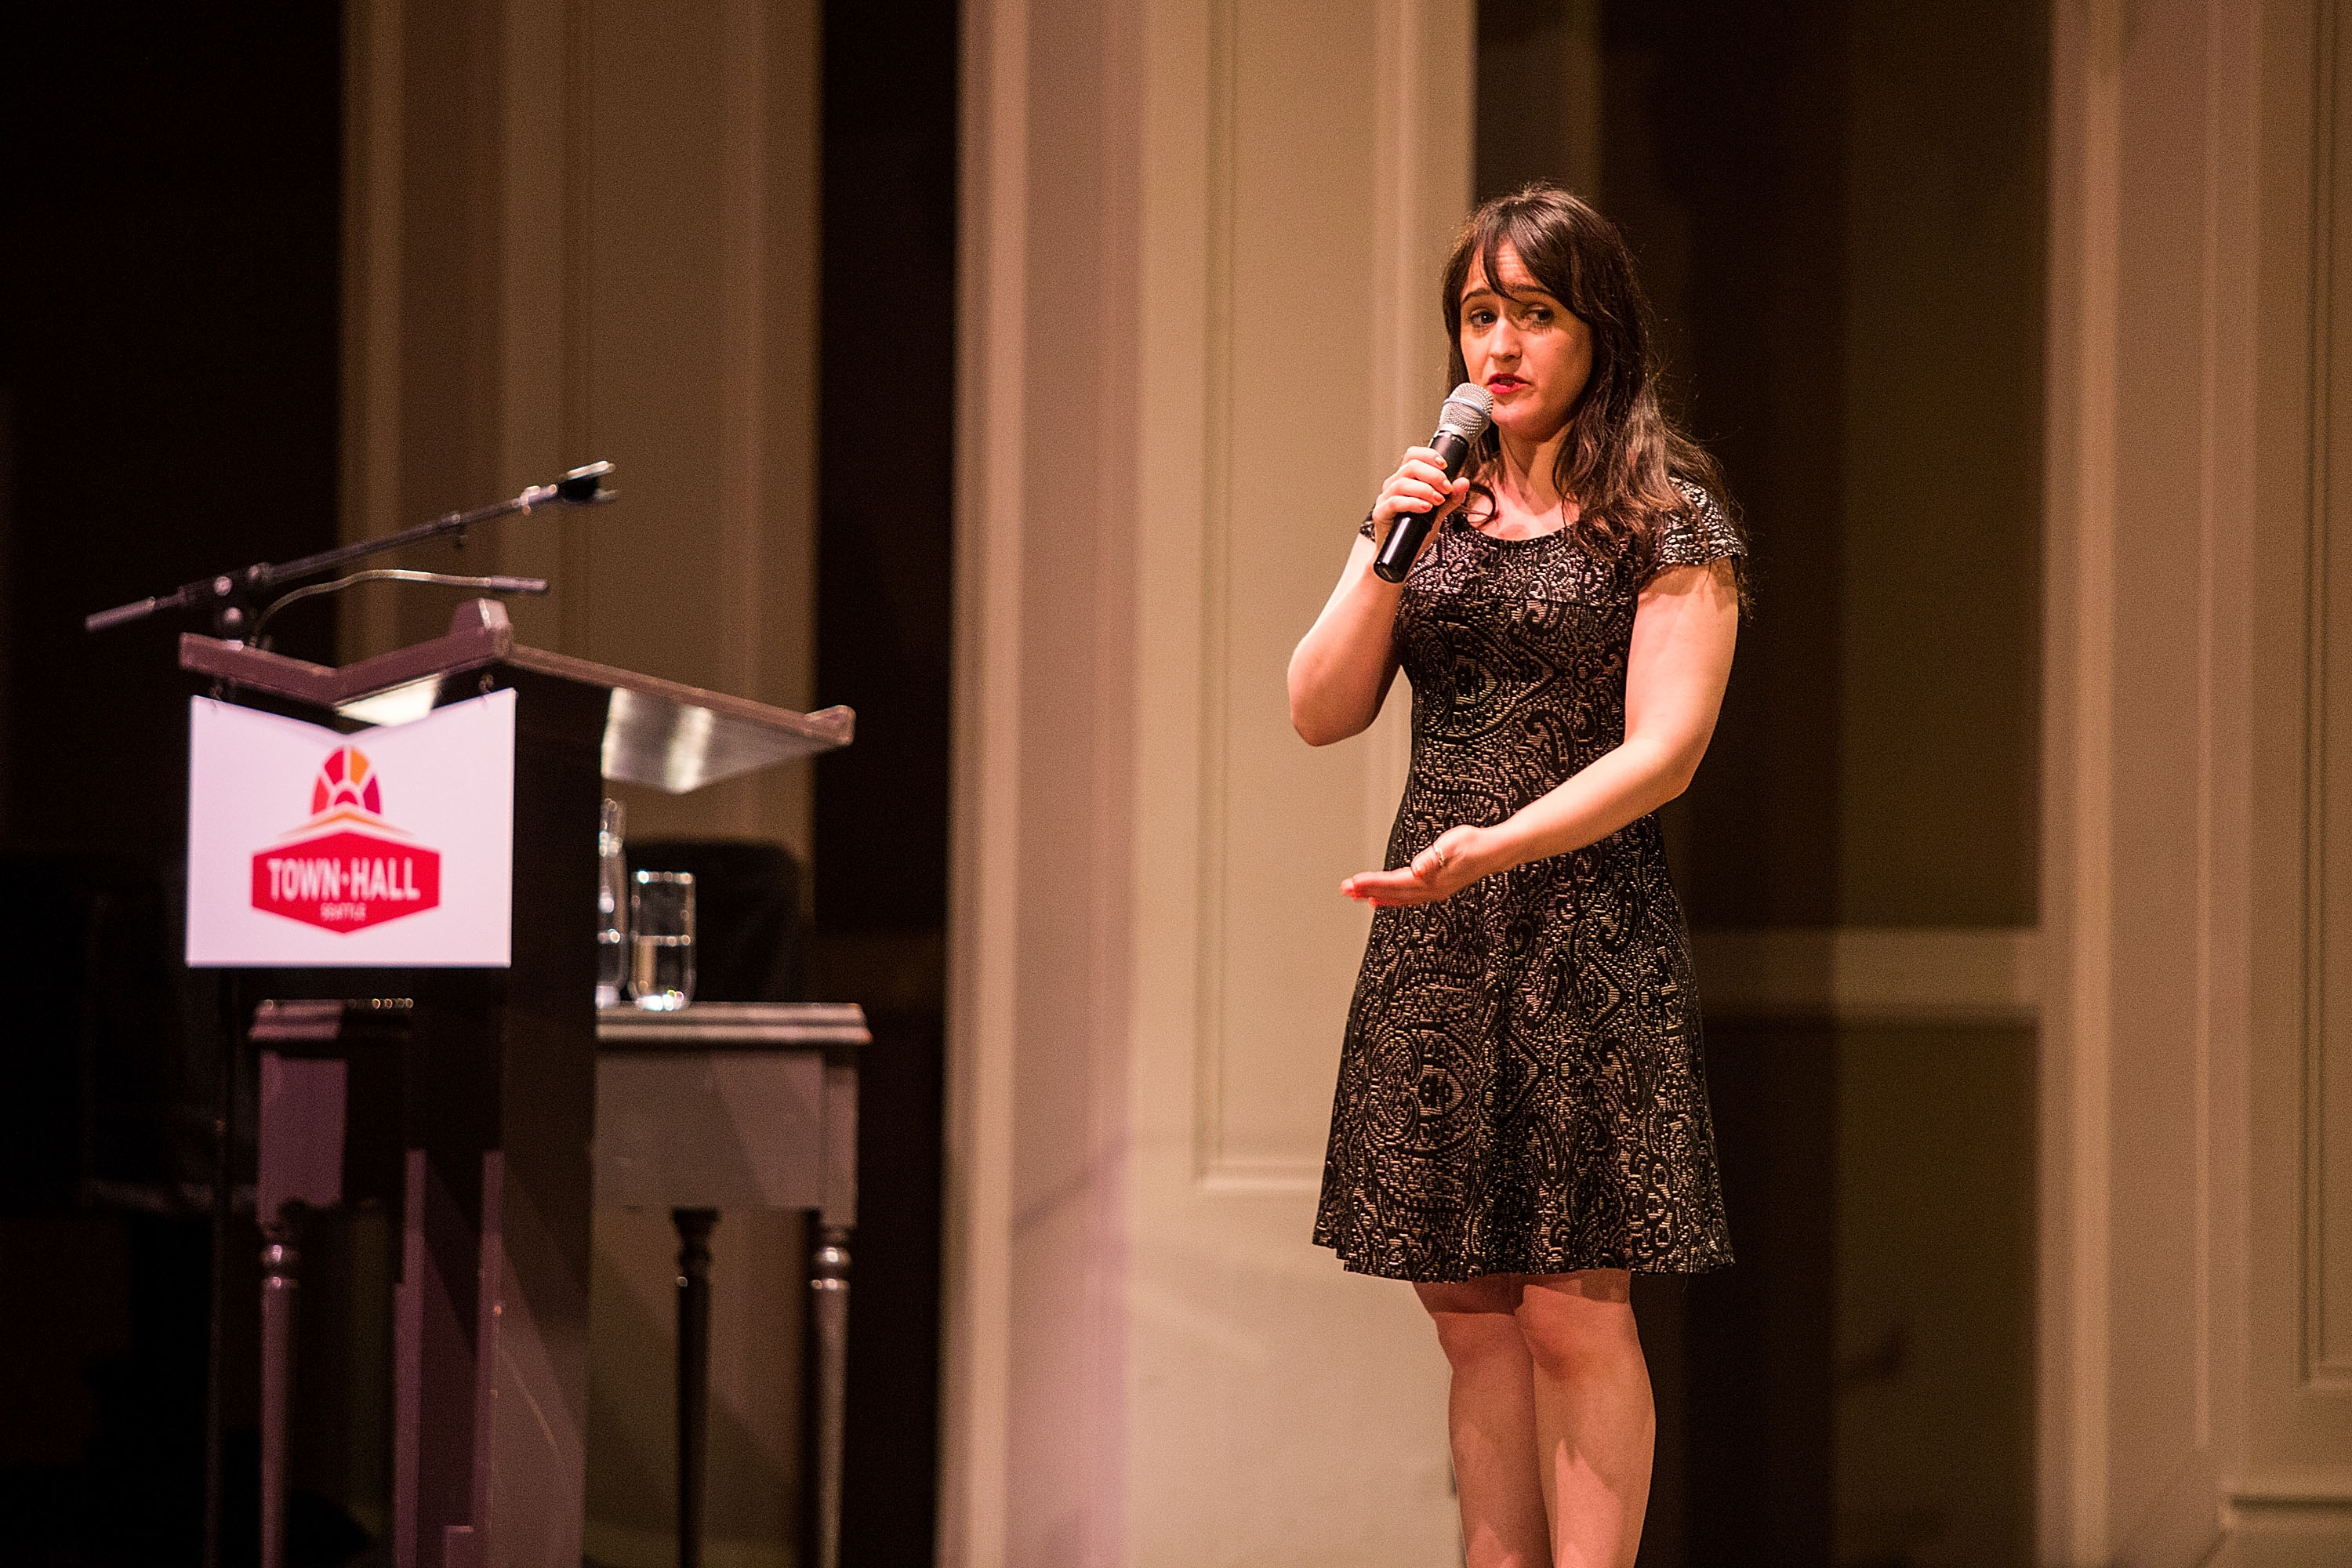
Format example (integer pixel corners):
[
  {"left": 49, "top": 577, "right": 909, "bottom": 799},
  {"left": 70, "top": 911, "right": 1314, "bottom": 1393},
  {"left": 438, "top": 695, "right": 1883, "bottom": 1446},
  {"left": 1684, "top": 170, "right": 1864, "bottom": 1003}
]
[{"left": 1312, "top": 479, "right": 1742, "bottom": 1282}]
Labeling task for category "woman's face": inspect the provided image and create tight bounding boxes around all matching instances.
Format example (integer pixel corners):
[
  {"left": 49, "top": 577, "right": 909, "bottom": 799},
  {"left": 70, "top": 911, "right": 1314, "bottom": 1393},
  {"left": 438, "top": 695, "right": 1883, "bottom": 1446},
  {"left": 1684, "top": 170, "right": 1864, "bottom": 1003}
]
[{"left": 1457, "top": 242, "right": 1592, "bottom": 446}]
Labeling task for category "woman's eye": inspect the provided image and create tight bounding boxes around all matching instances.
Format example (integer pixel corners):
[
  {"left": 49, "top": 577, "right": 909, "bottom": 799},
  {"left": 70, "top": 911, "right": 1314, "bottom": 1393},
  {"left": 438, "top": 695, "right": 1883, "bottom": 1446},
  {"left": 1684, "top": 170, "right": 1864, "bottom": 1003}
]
[{"left": 1468, "top": 310, "right": 1495, "bottom": 328}]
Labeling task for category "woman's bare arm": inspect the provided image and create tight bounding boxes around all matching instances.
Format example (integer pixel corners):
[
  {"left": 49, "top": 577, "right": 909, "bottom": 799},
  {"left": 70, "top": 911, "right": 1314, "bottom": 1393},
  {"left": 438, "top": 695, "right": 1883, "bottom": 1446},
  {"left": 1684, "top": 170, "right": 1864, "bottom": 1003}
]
[
  {"left": 1288, "top": 449, "right": 1468, "bottom": 746},
  {"left": 1341, "top": 558, "right": 1738, "bottom": 904},
  {"left": 1287, "top": 533, "right": 1406, "bottom": 746}
]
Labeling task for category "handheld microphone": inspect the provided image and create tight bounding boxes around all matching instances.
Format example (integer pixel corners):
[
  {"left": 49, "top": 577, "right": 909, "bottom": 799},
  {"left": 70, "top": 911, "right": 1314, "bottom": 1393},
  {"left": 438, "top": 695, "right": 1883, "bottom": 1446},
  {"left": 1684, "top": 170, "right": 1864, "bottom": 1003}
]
[{"left": 1373, "top": 383, "right": 1494, "bottom": 583}]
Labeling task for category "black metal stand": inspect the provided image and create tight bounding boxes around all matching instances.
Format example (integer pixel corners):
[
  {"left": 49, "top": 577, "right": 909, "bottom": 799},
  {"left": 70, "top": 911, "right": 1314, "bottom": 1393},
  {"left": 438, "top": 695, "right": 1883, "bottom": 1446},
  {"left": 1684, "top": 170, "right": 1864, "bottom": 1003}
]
[
  {"left": 260, "top": 1213, "right": 302, "bottom": 1568},
  {"left": 674, "top": 1208, "right": 719, "bottom": 1568},
  {"left": 201, "top": 972, "right": 239, "bottom": 1568}
]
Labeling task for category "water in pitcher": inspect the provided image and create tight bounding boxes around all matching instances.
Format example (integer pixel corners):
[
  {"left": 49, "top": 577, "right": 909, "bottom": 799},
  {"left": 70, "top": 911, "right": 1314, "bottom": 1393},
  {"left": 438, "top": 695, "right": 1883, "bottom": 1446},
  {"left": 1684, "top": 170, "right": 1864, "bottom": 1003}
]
[{"left": 596, "top": 798, "right": 630, "bottom": 1007}]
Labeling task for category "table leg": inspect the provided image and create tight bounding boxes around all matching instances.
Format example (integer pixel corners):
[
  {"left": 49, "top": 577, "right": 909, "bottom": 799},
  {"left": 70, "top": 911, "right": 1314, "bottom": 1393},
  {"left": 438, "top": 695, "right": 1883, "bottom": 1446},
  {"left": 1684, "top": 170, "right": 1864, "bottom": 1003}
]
[
  {"left": 806, "top": 1222, "right": 851, "bottom": 1568},
  {"left": 260, "top": 1214, "right": 301, "bottom": 1568},
  {"left": 673, "top": 1208, "right": 719, "bottom": 1568}
]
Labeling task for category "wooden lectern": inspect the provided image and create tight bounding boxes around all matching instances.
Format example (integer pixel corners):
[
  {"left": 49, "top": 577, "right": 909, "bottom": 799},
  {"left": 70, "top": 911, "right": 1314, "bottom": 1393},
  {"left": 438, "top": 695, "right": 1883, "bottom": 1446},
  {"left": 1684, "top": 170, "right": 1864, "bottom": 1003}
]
[{"left": 182, "top": 599, "right": 851, "bottom": 1568}]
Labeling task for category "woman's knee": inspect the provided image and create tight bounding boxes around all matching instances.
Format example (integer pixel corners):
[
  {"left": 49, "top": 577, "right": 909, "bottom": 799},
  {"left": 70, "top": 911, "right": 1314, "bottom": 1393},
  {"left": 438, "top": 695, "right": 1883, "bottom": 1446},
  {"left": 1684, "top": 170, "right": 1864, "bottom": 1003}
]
[
  {"left": 1513, "top": 1270, "right": 1640, "bottom": 1383},
  {"left": 1415, "top": 1276, "right": 1526, "bottom": 1368}
]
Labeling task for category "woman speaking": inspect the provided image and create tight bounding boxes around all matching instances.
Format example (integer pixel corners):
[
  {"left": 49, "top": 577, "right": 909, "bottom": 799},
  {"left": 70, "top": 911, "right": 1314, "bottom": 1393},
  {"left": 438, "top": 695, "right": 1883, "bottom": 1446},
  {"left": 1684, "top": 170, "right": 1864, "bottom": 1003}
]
[{"left": 1288, "top": 183, "right": 1744, "bottom": 1568}]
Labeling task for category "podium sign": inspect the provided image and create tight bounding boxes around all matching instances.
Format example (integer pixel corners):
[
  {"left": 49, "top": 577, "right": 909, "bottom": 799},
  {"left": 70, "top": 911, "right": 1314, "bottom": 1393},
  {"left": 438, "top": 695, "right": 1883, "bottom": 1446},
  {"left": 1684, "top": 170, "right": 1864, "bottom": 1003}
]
[{"left": 187, "top": 690, "right": 515, "bottom": 967}]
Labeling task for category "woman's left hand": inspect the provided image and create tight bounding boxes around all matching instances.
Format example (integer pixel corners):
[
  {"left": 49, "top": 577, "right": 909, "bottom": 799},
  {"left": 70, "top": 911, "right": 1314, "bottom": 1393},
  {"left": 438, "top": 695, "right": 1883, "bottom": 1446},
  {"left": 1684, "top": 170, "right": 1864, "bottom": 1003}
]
[{"left": 1341, "top": 825, "right": 1495, "bottom": 906}]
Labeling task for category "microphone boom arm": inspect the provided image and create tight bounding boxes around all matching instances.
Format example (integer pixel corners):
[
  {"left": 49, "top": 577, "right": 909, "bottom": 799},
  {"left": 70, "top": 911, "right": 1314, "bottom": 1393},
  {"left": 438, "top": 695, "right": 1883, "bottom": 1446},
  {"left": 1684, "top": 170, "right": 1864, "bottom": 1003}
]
[{"left": 82, "top": 460, "right": 615, "bottom": 637}]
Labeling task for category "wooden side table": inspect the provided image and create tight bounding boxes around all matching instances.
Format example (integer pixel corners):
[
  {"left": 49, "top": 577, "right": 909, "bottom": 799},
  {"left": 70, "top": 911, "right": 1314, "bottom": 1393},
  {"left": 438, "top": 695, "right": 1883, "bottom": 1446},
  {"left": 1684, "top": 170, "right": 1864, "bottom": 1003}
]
[{"left": 594, "top": 1002, "right": 868, "bottom": 1568}]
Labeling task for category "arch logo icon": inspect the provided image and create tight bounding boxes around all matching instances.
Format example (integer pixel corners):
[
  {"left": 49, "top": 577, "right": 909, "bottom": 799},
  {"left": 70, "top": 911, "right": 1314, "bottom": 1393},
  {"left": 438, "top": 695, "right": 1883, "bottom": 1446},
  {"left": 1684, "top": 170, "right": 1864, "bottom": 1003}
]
[{"left": 250, "top": 744, "right": 442, "bottom": 932}]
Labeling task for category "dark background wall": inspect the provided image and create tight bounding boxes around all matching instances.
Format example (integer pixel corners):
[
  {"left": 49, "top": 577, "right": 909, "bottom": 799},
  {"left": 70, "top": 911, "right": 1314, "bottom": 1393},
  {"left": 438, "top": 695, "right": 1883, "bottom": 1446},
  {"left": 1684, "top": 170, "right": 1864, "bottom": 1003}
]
[
  {"left": 0, "top": 9, "right": 345, "bottom": 858},
  {"left": 0, "top": 5, "right": 345, "bottom": 1562},
  {"left": 1475, "top": 2, "right": 2045, "bottom": 1564},
  {"left": 813, "top": 1, "right": 959, "bottom": 1563}
]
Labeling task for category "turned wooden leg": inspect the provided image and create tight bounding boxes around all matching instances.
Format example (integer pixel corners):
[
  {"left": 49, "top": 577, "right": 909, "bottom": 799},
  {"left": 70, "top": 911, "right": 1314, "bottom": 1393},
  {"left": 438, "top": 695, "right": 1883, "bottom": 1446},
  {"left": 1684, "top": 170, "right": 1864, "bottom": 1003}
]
[{"left": 805, "top": 1222, "right": 851, "bottom": 1568}]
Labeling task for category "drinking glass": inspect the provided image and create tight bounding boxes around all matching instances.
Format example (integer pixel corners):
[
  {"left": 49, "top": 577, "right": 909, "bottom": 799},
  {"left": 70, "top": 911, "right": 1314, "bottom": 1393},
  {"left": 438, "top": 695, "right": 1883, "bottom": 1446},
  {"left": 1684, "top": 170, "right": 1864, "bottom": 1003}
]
[
  {"left": 595, "top": 799, "right": 630, "bottom": 1007},
  {"left": 629, "top": 870, "right": 696, "bottom": 1011}
]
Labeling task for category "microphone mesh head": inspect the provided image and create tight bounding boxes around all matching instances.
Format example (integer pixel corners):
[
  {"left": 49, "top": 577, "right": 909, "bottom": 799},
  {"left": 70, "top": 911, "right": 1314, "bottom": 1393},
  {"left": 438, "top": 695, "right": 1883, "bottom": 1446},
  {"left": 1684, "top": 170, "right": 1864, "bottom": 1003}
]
[{"left": 1439, "top": 382, "right": 1494, "bottom": 440}]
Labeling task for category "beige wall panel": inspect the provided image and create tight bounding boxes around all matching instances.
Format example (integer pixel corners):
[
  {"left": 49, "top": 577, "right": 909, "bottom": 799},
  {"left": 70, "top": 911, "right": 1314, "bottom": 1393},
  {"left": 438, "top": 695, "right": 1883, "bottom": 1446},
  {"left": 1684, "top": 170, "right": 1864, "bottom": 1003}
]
[
  {"left": 2042, "top": 0, "right": 2262, "bottom": 1559},
  {"left": 1197, "top": 0, "right": 1385, "bottom": 1180},
  {"left": 574, "top": 0, "right": 730, "bottom": 671},
  {"left": 1833, "top": 1025, "right": 2035, "bottom": 1568},
  {"left": 953, "top": 0, "right": 1154, "bottom": 1559},
  {"left": 2245, "top": 0, "right": 2352, "bottom": 1518},
  {"left": 2223, "top": 1531, "right": 2352, "bottom": 1568},
  {"left": 1835, "top": 0, "right": 2044, "bottom": 930},
  {"left": 2315, "top": 0, "right": 2352, "bottom": 1389},
  {"left": 1126, "top": 0, "right": 1472, "bottom": 1562},
  {"left": 946, "top": 0, "right": 1472, "bottom": 1562},
  {"left": 343, "top": 0, "right": 819, "bottom": 862},
  {"left": 572, "top": 0, "right": 821, "bottom": 858},
  {"left": 2100, "top": 0, "right": 2218, "bottom": 1547}
]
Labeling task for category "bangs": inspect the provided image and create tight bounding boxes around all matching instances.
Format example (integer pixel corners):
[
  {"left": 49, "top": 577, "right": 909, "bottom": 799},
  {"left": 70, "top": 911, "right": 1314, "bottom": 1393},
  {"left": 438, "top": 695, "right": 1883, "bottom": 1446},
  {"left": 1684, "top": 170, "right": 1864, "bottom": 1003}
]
[
  {"left": 1476, "top": 209, "right": 1548, "bottom": 303},
  {"left": 1457, "top": 199, "right": 1583, "bottom": 317}
]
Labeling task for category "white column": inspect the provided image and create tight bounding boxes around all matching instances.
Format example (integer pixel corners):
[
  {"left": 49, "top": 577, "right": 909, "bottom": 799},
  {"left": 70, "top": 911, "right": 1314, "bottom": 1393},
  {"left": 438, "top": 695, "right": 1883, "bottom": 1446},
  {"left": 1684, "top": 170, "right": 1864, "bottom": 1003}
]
[
  {"left": 2042, "top": 0, "right": 2352, "bottom": 1560},
  {"left": 945, "top": 0, "right": 1474, "bottom": 1563}
]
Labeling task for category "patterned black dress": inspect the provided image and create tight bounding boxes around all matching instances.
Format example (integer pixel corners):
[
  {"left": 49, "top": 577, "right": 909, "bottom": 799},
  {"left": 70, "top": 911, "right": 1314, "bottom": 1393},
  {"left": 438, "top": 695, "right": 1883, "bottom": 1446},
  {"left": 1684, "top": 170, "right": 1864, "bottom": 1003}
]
[{"left": 1312, "top": 481, "right": 1741, "bottom": 1283}]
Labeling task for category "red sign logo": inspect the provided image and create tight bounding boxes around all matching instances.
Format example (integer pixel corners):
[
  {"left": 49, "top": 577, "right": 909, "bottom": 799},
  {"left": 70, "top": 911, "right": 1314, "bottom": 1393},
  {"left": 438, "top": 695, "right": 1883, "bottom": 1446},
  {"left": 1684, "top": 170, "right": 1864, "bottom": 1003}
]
[{"left": 250, "top": 746, "right": 442, "bottom": 933}]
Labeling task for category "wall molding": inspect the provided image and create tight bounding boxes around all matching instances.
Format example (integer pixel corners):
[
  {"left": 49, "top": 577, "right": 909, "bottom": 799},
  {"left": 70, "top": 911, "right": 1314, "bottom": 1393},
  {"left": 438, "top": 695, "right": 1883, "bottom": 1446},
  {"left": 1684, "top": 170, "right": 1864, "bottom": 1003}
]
[
  {"left": 2041, "top": 0, "right": 2126, "bottom": 1554},
  {"left": 939, "top": 0, "right": 1030, "bottom": 1555},
  {"left": 1189, "top": 0, "right": 1242, "bottom": 1185},
  {"left": 2305, "top": 0, "right": 2352, "bottom": 1390},
  {"left": 1186, "top": 0, "right": 1468, "bottom": 1187},
  {"left": 2225, "top": 1490, "right": 2352, "bottom": 1519},
  {"left": 1689, "top": 927, "right": 2039, "bottom": 1026}
]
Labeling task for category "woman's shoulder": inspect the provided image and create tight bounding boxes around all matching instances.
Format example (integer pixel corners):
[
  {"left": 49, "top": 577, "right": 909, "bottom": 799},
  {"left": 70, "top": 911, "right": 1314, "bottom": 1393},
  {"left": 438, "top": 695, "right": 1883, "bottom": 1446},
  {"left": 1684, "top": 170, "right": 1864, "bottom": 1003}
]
[
  {"left": 1667, "top": 475, "right": 1728, "bottom": 525},
  {"left": 1650, "top": 475, "right": 1746, "bottom": 578}
]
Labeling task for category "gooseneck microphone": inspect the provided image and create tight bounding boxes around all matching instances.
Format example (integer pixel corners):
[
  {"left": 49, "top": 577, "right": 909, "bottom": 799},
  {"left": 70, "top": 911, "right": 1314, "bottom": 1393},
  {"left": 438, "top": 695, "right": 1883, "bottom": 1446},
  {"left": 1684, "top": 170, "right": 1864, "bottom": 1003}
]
[{"left": 1372, "top": 383, "right": 1495, "bottom": 583}]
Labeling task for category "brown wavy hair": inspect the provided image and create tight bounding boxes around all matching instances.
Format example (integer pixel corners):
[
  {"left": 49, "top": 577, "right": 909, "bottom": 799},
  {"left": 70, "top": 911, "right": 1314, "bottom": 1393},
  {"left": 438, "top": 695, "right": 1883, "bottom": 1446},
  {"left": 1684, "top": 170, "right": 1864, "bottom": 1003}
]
[{"left": 1443, "top": 183, "right": 1741, "bottom": 585}]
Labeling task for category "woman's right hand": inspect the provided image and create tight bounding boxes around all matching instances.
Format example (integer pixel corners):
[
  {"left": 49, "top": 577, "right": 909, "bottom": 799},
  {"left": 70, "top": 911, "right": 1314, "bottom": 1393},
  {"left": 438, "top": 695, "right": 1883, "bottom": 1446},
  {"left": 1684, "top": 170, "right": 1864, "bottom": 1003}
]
[{"left": 1369, "top": 446, "right": 1472, "bottom": 544}]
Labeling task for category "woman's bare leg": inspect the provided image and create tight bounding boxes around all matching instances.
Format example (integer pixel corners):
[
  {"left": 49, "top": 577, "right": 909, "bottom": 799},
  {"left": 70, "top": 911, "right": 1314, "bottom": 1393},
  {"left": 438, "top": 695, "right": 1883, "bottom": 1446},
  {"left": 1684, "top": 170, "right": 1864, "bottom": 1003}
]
[
  {"left": 1514, "top": 1269, "right": 1652, "bottom": 1568},
  {"left": 1416, "top": 1276, "right": 1551, "bottom": 1568}
]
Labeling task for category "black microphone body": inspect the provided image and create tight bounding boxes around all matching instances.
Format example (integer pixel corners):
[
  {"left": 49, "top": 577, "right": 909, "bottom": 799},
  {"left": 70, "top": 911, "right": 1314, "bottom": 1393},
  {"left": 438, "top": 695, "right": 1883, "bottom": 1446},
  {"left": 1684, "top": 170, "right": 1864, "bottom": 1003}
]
[
  {"left": 1373, "top": 384, "right": 1494, "bottom": 583},
  {"left": 1371, "top": 428, "right": 1474, "bottom": 583}
]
